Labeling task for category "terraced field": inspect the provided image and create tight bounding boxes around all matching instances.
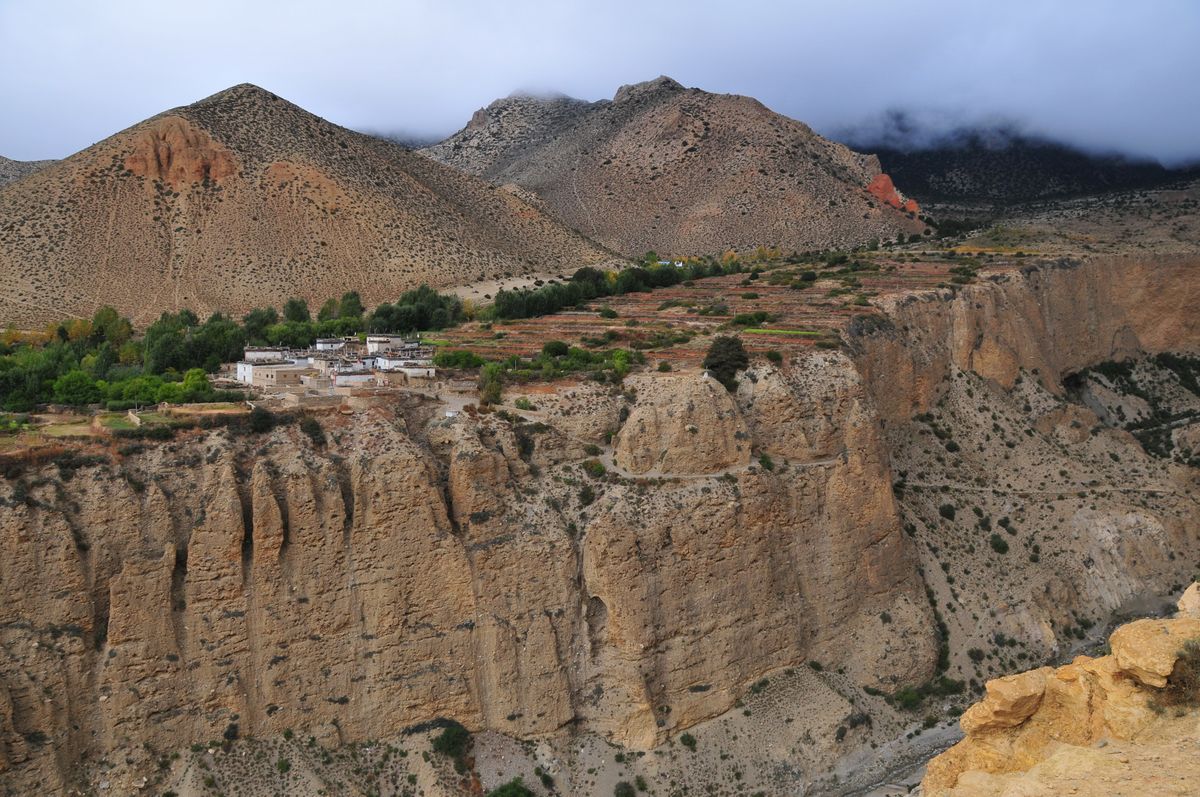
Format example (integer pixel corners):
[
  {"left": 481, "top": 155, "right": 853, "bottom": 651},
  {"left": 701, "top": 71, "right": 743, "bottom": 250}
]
[{"left": 437, "top": 253, "right": 1023, "bottom": 366}]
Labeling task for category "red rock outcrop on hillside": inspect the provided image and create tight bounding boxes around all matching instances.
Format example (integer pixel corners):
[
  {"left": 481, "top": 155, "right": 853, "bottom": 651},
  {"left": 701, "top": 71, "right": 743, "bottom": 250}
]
[{"left": 866, "top": 173, "right": 920, "bottom": 214}]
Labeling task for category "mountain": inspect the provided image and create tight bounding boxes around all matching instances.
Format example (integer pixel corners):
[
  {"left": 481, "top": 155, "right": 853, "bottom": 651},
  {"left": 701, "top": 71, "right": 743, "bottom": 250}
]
[
  {"left": 0, "top": 155, "right": 55, "bottom": 187},
  {"left": 0, "top": 84, "right": 613, "bottom": 327},
  {"left": 422, "top": 76, "right": 926, "bottom": 257},
  {"left": 843, "top": 118, "right": 1194, "bottom": 203}
]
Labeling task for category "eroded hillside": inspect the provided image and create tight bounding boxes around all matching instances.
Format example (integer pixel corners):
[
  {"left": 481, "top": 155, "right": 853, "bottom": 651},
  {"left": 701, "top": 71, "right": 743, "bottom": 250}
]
[
  {"left": 0, "top": 85, "right": 614, "bottom": 328},
  {"left": 423, "top": 77, "right": 926, "bottom": 257}
]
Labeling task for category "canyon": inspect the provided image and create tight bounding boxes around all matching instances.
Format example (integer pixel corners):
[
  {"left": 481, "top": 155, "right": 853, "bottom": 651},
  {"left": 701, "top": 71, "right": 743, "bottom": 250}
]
[{"left": 1, "top": 254, "right": 1197, "bottom": 795}]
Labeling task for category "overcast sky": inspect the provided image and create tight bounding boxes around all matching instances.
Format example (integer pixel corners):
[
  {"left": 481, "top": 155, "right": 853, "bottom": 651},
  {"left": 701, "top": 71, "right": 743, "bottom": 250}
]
[{"left": 2, "top": 0, "right": 1197, "bottom": 164}]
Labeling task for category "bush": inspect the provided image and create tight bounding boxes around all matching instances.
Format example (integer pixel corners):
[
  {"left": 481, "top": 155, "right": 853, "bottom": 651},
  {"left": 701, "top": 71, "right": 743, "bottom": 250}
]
[
  {"left": 679, "top": 732, "right": 697, "bottom": 751},
  {"left": 703, "top": 336, "right": 748, "bottom": 392},
  {"left": 765, "top": 350, "right": 782, "bottom": 364},
  {"left": 249, "top": 406, "right": 275, "bottom": 434},
  {"left": 514, "top": 397, "right": 535, "bottom": 411},
  {"left": 487, "top": 778, "right": 535, "bottom": 797},
  {"left": 582, "top": 459, "right": 606, "bottom": 478},
  {"left": 434, "top": 350, "right": 486, "bottom": 369},
  {"left": 938, "top": 504, "right": 956, "bottom": 521},
  {"left": 1153, "top": 639, "right": 1200, "bottom": 711},
  {"left": 758, "top": 453, "right": 775, "bottom": 471},
  {"left": 657, "top": 361, "right": 672, "bottom": 372},
  {"left": 989, "top": 534, "right": 1009, "bottom": 554},
  {"left": 892, "top": 686, "right": 922, "bottom": 710},
  {"left": 478, "top": 363, "right": 503, "bottom": 406},
  {"left": 615, "top": 782, "right": 636, "bottom": 797},
  {"left": 599, "top": 307, "right": 618, "bottom": 319},
  {"left": 542, "top": 340, "right": 570, "bottom": 358},
  {"left": 432, "top": 720, "right": 470, "bottom": 760},
  {"left": 299, "top": 417, "right": 325, "bottom": 447}
]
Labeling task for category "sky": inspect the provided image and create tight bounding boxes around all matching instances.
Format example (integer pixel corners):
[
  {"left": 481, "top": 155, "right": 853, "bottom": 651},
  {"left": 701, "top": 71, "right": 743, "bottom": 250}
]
[{"left": 1, "top": 0, "right": 1198, "bottom": 164}]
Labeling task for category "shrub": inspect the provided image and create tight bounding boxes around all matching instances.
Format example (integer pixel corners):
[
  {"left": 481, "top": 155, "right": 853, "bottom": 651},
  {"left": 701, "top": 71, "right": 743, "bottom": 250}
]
[
  {"left": 615, "top": 781, "right": 636, "bottom": 797},
  {"left": 1153, "top": 639, "right": 1200, "bottom": 710},
  {"left": 758, "top": 453, "right": 775, "bottom": 471},
  {"left": 276, "top": 758, "right": 291, "bottom": 774},
  {"left": 703, "top": 336, "right": 748, "bottom": 391},
  {"left": 679, "top": 732, "right": 697, "bottom": 751},
  {"left": 599, "top": 307, "right": 618, "bottom": 319},
  {"left": 892, "top": 687, "right": 922, "bottom": 710},
  {"left": 657, "top": 361, "right": 672, "bottom": 372},
  {"left": 579, "top": 485, "right": 596, "bottom": 506},
  {"left": 478, "top": 363, "right": 503, "bottom": 406},
  {"left": 765, "top": 350, "right": 782, "bottom": 364},
  {"left": 938, "top": 504, "right": 956, "bottom": 521},
  {"left": 299, "top": 417, "right": 325, "bottom": 447},
  {"left": 542, "top": 340, "right": 570, "bottom": 358},
  {"left": 582, "top": 459, "right": 606, "bottom": 478},
  {"left": 487, "top": 778, "right": 535, "bottom": 797},
  {"left": 434, "top": 350, "right": 486, "bottom": 369},
  {"left": 514, "top": 397, "right": 535, "bottom": 411},
  {"left": 249, "top": 406, "right": 275, "bottom": 434},
  {"left": 989, "top": 534, "right": 1009, "bottom": 554},
  {"left": 432, "top": 720, "right": 470, "bottom": 758}
]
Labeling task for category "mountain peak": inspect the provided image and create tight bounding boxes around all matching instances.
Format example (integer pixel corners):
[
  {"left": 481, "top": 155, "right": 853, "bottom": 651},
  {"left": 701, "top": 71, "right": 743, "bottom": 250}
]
[
  {"left": 613, "top": 75, "right": 685, "bottom": 103},
  {"left": 195, "top": 82, "right": 282, "bottom": 106}
]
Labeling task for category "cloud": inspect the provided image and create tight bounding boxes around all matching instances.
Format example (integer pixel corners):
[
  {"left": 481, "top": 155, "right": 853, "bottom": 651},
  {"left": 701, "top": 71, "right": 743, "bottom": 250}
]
[{"left": 1, "top": 0, "right": 1197, "bottom": 164}]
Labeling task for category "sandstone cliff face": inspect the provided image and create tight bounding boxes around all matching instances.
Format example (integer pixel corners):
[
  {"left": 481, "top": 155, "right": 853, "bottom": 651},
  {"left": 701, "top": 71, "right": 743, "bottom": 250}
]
[
  {"left": 857, "top": 256, "right": 1200, "bottom": 420},
  {"left": 1, "top": 256, "right": 1196, "bottom": 793},
  {"left": 0, "top": 354, "right": 935, "bottom": 791},
  {"left": 922, "top": 608, "right": 1200, "bottom": 796}
]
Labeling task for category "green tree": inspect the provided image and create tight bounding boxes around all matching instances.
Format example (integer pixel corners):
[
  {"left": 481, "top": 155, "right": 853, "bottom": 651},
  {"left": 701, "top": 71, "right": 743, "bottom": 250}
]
[
  {"left": 703, "top": 336, "right": 748, "bottom": 391},
  {"left": 52, "top": 369, "right": 101, "bottom": 405},
  {"left": 90, "top": 306, "right": 133, "bottom": 346},
  {"left": 282, "top": 298, "right": 311, "bottom": 323},
  {"left": 242, "top": 307, "right": 279, "bottom": 344},
  {"left": 182, "top": 368, "right": 210, "bottom": 397},
  {"left": 478, "top": 362, "right": 503, "bottom": 406},
  {"left": 317, "top": 297, "right": 340, "bottom": 322},
  {"left": 338, "top": 291, "right": 364, "bottom": 319}
]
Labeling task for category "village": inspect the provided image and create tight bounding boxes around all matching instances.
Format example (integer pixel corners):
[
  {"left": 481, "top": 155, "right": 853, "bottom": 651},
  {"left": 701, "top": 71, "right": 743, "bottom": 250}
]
[{"left": 224, "top": 334, "right": 440, "bottom": 405}]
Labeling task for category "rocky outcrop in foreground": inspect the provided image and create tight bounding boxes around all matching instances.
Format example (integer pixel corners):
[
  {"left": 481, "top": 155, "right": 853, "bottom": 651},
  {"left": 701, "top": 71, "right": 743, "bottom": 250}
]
[{"left": 922, "top": 591, "right": 1200, "bottom": 796}]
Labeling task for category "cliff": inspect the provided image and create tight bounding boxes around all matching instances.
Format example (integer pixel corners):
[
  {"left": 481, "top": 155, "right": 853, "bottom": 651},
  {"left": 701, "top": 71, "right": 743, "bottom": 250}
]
[
  {"left": 0, "top": 353, "right": 934, "bottom": 792},
  {"left": 1, "top": 256, "right": 1198, "bottom": 794},
  {"left": 922, "top": 595, "right": 1200, "bottom": 796}
]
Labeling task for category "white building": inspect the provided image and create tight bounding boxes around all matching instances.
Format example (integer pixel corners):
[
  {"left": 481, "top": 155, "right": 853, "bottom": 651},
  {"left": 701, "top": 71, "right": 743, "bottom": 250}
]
[
  {"left": 236, "top": 359, "right": 290, "bottom": 384},
  {"left": 243, "top": 346, "right": 288, "bottom": 362},
  {"left": 332, "top": 371, "right": 376, "bottom": 387},
  {"left": 314, "top": 338, "right": 346, "bottom": 351},
  {"left": 366, "top": 334, "right": 418, "bottom": 354}
]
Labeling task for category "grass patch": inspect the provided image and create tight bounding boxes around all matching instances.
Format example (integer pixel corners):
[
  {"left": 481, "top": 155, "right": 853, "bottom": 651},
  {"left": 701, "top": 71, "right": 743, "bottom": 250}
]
[{"left": 742, "top": 328, "right": 825, "bottom": 337}]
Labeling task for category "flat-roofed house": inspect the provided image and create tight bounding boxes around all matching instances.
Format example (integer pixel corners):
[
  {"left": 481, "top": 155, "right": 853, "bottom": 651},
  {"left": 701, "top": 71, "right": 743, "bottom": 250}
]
[{"left": 243, "top": 346, "right": 288, "bottom": 362}]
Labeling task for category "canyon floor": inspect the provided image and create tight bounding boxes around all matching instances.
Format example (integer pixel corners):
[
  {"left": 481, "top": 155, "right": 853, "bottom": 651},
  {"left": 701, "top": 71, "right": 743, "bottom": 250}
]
[{"left": 1, "top": 182, "right": 1199, "bottom": 796}]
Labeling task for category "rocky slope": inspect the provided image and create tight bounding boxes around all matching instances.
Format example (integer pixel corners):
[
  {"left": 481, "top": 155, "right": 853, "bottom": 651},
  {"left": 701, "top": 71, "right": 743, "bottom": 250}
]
[
  {"left": 423, "top": 77, "right": 926, "bottom": 256},
  {"left": 0, "top": 84, "right": 613, "bottom": 328},
  {"left": 860, "top": 130, "right": 1192, "bottom": 204},
  {"left": 0, "top": 156, "right": 53, "bottom": 188},
  {"left": 0, "top": 257, "right": 1198, "bottom": 795},
  {"left": 922, "top": 595, "right": 1200, "bottom": 796}
]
